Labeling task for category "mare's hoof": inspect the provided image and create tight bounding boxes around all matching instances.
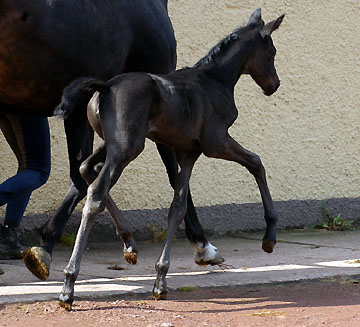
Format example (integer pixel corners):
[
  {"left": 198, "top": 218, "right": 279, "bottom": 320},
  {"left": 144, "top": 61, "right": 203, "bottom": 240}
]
[
  {"left": 123, "top": 251, "right": 137, "bottom": 265},
  {"left": 0, "top": 268, "right": 4, "bottom": 275},
  {"left": 262, "top": 239, "right": 276, "bottom": 253},
  {"left": 23, "top": 247, "right": 51, "bottom": 281}
]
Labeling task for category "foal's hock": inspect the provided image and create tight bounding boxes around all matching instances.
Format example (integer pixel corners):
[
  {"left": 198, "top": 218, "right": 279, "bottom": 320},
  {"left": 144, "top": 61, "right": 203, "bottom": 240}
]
[{"left": 56, "top": 8, "right": 285, "bottom": 310}]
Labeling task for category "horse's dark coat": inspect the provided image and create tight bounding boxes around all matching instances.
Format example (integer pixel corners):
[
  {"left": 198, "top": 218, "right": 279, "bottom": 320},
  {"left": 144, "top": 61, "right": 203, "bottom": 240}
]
[
  {"left": 0, "top": 0, "right": 213, "bottom": 279},
  {"left": 0, "top": 0, "right": 176, "bottom": 114},
  {"left": 55, "top": 8, "right": 285, "bottom": 307}
]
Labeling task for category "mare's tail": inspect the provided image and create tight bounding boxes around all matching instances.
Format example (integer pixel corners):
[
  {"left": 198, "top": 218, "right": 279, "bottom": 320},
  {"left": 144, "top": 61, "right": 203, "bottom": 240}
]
[{"left": 53, "top": 77, "right": 110, "bottom": 118}]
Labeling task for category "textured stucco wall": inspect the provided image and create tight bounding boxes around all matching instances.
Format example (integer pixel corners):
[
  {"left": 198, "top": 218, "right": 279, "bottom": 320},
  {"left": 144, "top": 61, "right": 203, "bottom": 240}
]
[{"left": 1, "top": 0, "right": 360, "bottom": 236}]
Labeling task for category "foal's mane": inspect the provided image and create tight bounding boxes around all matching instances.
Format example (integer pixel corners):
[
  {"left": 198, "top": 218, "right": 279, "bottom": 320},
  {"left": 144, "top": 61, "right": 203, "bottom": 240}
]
[{"left": 193, "top": 25, "right": 252, "bottom": 68}]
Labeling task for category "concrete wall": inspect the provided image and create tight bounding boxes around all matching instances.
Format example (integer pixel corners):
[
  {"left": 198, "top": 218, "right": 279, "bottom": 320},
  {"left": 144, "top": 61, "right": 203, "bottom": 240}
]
[{"left": 1, "top": 0, "right": 360, "bottom": 240}]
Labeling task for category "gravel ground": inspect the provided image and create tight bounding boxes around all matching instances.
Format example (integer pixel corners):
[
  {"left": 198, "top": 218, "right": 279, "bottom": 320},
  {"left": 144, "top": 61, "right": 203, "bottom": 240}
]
[{"left": 2, "top": 276, "right": 360, "bottom": 327}]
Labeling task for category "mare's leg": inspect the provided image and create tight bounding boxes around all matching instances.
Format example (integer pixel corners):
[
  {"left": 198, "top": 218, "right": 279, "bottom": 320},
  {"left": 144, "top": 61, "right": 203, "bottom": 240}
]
[
  {"left": 153, "top": 150, "right": 200, "bottom": 299},
  {"left": 24, "top": 107, "right": 93, "bottom": 280},
  {"left": 40, "top": 108, "right": 94, "bottom": 254},
  {"left": 156, "top": 144, "right": 224, "bottom": 266},
  {"left": 79, "top": 145, "right": 138, "bottom": 264},
  {"left": 206, "top": 135, "right": 278, "bottom": 253}
]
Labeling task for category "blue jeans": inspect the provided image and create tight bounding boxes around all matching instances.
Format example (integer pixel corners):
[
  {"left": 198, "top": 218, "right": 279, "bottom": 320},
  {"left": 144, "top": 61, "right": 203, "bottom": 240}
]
[{"left": 0, "top": 115, "right": 51, "bottom": 227}]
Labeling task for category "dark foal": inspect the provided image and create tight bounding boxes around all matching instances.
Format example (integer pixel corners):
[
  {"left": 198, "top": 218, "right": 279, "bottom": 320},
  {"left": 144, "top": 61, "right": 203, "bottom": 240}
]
[
  {"left": 55, "top": 8, "right": 284, "bottom": 309},
  {"left": 0, "top": 0, "right": 217, "bottom": 280}
]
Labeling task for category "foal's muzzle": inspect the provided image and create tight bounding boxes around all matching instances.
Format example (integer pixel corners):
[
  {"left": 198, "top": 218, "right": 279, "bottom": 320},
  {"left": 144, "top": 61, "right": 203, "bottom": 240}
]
[{"left": 264, "top": 80, "right": 280, "bottom": 96}]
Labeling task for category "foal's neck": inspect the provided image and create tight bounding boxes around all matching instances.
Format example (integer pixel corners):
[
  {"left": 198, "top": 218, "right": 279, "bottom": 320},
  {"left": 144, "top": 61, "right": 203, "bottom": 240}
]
[{"left": 194, "top": 28, "right": 259, "bottom": 91}]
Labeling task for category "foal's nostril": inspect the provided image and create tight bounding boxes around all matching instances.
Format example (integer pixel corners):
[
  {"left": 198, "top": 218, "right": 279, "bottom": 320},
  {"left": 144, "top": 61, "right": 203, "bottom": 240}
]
[{"left": 264, "top": 82, "right": 279, "bottom": 96}]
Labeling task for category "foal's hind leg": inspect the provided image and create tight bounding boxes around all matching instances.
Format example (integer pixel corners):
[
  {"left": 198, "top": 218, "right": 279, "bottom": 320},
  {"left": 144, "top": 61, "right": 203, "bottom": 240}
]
[
  {"left": 153, "top": 150, "right": 200, "bottom": 299},
  {"left": 59, "top": 149, "right": 111, "bottom": 310},
  {"left": 59, "top": 93, "right": 148, "bottom": 309},
  {"left": 206, "top": 135, "right": 278, "bottom": 253},
  {"left": 59, "top": 142, "right": 142, "bottom": 310},
  {"left": 156, "top": 144, "right": 224, "bottom": 266},
  {"left": 58, "top": 189, "right": 100, "bottom": 310},
  {"left": 80, "top": 145, "right": 138, "bottom": 264}
]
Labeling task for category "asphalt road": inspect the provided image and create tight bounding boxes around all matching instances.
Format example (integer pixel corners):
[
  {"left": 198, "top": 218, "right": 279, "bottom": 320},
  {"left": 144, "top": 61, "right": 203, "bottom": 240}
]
[{"left": 1, "top": 229, "right": 360, "bottom": 304}]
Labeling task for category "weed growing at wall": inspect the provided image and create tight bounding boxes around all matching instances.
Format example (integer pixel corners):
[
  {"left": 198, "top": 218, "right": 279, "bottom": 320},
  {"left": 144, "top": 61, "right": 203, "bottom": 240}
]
[
  {"left": 150, "top": 224, "right": 167, "bottom": 243},
  {"left": 59, "top": 233, "right": 76, "bottom": 247},
  {"left": 311, "top": 200, "right": 354, "bottom": 231}
]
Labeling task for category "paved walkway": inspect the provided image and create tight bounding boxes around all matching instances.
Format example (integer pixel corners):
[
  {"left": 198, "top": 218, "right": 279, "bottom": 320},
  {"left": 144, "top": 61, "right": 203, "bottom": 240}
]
[{"left": 1, "top": 229, "right": 360, "bottom": 304}]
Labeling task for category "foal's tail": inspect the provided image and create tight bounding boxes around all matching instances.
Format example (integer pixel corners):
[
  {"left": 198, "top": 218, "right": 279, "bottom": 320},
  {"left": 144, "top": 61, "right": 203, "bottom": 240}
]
[{"left": 53, "top": 77, "right": 110, "bottom": 118}]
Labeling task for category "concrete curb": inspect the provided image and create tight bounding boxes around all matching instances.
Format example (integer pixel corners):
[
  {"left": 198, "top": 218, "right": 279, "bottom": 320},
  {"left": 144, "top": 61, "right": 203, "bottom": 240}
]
[{"left": 1, "top": 229, "right": 360, "bottom": 304}]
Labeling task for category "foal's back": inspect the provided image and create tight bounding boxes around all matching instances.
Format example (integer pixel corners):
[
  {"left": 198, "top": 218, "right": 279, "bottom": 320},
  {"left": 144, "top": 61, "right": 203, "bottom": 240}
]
[
  {"left": 93, "top": 68, "right": 238, "bottom": 153},
  {"left": 146, "top": 68, "right": 238, "bottom": 151}
]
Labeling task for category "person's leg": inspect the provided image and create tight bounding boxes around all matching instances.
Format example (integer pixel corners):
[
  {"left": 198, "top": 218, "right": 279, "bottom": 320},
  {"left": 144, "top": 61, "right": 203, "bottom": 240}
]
[
  {"left": 4, "top": 194, "right": 31, "bottom": 228},
  {"left": 0, "top": 115, "right": 51, "bottom": 259}
]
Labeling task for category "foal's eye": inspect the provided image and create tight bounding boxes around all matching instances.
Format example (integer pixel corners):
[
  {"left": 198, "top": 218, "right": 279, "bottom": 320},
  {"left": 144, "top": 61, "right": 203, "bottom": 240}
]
[{"left": 267, "top": 47, "right": 276, "bottom": 57}]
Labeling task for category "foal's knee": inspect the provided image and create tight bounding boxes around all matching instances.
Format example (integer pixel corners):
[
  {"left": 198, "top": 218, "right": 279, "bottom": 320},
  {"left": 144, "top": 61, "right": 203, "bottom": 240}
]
[{"left": 247, "top": 154, "right": 264, "bottom": 176}]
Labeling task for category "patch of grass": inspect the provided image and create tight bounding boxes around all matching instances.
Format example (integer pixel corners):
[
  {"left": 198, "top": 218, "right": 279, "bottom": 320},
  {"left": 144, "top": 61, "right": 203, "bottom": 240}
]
[
  {"left": 311, "top": 200, "right": 354, "bottom": 231},
  {"left": 177, "top": 286, "right": 197, "bottom": 292},
  {"left": 59, "top": 233, "right": 76, "bottom": 247},
  {"left": 150, "top": 224, "right": 167, "bottom": 243}
]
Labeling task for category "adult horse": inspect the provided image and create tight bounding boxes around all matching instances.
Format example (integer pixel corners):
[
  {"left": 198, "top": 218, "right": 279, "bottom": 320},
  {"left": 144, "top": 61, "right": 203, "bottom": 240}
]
[
  {"left": 0, "top": 0, "right": 223, "bottom": 280},
  {"left": 56, "top": 8, "right": 283, "bottom": 308}
]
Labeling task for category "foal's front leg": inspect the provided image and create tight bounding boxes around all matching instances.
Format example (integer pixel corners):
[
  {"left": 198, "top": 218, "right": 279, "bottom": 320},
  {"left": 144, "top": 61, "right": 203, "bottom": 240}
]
[
  {"left": 209, "top": 136, "right": 278, "bottom": 253},
  {"left": 153, "top": 151, "right": 199, "bottom": 299},
  {"left": 156, "top": 144, "right": 224, "bottom": 266}
]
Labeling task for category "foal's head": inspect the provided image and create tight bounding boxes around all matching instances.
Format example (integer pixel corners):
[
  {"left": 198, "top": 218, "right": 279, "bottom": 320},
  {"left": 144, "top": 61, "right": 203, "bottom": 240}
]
[{"left": 243, "top": 9, "right": 285, "bottom": 96}]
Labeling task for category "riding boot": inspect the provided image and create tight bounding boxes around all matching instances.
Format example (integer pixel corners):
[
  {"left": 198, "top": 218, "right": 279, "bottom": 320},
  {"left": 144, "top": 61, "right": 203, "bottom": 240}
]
[{"left": 0, "top": 224, "right": 26, "bottom": 259}]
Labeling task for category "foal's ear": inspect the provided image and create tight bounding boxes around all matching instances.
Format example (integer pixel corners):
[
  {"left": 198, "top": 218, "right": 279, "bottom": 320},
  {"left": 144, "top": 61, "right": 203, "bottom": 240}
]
[
  {"left": 247, "top": 8, "right": 264, "bottom": 27},
  {"left": 260, "top": 14, "right": 285, "bottom": 38}
]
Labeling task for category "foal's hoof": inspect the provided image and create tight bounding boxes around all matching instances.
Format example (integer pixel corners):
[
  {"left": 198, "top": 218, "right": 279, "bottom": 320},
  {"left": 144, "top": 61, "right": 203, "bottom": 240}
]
[
  {"left": 59, "top": 291, "right": 74, "bottom": 311},
  {"left": 0, "top": 268, "right": 4, "bottom": 275},
  {"left": 194, "top": 244, "right": 225, "bottom": 266},
  {"left": 123, "top": 251, "right": 137, "bottom": 265},
  {"left": 59, "top": 299, "right": 73, "bottom": 311},
  {"left": 195, "top": 252, "right": 225, "bottom": 266},
  {"left": 262, "top": 239, "right": 276, "bottom": 253},
  {"left": 23, "top": 247, "right": 51, "bottom": 281},
  {"left": 152, "top": 290, "right": 168, "bottom": 300}
]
